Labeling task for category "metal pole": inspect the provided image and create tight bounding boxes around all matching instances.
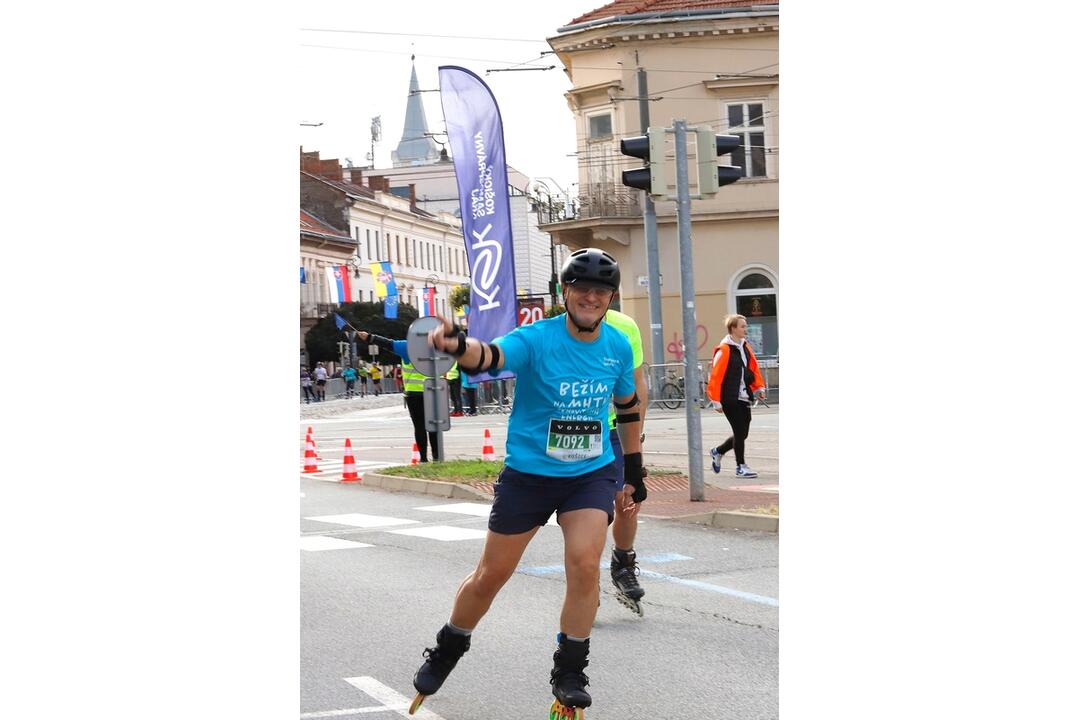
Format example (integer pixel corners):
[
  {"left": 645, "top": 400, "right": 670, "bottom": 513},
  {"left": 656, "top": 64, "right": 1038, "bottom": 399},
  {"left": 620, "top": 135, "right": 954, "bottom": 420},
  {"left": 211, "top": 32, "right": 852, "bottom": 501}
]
[
  {"left": 637, "top": 68, "right": 665, "bottom": 396},
  {"left": 673, "top": 120, "right": 706, "bottom": 502},
  {"left": 434, "top": 380, "right": 445, "bottom": 461}
]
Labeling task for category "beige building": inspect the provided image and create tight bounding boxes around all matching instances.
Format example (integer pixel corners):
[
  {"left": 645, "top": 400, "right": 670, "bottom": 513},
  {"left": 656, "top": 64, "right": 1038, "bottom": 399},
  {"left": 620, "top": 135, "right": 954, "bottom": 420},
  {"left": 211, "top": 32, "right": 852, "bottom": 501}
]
[
  {"left": 542, "top": 0, "right": 780, "bottom": 373},
  {"left": 300, "top": 151, "right": 469, "bottom": 352}
]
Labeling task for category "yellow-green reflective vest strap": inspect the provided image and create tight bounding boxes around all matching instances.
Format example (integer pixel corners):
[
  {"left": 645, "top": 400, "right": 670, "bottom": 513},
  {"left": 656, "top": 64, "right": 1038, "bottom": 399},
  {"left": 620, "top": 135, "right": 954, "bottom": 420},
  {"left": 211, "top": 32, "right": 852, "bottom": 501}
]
[{"left": 402, "top": 362, "right": 425, "bottom": 392}]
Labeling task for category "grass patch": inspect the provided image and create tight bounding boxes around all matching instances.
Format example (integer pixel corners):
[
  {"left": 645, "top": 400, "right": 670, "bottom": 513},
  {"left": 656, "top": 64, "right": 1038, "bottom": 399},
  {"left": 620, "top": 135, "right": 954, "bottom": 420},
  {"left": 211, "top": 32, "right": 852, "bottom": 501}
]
[{"left": 378, "top": 459, "right": 504, "bottom": 485}]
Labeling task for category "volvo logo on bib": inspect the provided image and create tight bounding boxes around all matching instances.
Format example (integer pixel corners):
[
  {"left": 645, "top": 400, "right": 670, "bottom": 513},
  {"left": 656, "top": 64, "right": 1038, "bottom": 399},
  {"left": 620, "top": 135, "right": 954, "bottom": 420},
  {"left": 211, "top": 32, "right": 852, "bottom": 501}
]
[{"left": 440, "top": 65, "right": 518, "bottom": 382}]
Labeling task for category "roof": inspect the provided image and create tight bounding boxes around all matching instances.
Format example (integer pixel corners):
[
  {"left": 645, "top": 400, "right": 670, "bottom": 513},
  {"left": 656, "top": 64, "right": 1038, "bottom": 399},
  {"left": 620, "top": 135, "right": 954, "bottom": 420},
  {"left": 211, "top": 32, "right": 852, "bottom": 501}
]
[
  {"left": 301, "top": 171, "right": 377, "bottom": 201},
  {"left": 300, "top": 210, "right": 352, "bottom": 241},
  {"left": 566, "top": 1, "right": 774, "bottom": 28}
]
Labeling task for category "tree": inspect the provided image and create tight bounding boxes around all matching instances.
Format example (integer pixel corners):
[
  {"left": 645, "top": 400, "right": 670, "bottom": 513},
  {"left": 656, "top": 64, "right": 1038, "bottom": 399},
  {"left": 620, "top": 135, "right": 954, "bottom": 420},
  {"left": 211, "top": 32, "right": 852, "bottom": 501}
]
[
  {"left": 304, "top": 301, "right": 419, "bottom": 366},
  {"left": 545, "top": 303, "right": 565, "bottom": 319},
  {"left": 449, "top": 284, "right": 470, "bottom": 311}
]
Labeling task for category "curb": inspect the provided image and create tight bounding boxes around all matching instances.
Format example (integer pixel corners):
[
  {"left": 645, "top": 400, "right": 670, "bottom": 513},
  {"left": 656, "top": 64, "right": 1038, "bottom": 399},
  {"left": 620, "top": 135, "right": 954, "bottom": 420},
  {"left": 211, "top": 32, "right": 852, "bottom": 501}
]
[
  {"left": 650, "top": 509, "right": 778, "bottom": 533},
  {"left": 358, "top": 473, "right": 778, "bottom": 532},
  {"left": 361, "top": 472, "right": 494, "bottom": 501}
]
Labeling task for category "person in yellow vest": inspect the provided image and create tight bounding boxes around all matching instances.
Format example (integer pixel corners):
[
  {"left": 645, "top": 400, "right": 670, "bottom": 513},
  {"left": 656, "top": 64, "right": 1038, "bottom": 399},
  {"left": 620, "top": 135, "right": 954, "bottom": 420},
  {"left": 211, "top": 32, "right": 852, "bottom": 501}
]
[
  {"left": 446, "top": 362, "right": 463, "bottom": 417},
  {"left": 357, "top": 329, "right": 440, "bottom": 462},
  {"left": 602, "top": 308, "right": 650, "bottom": 616},
  {"left": 401, "top": 360, "right": 440, "bottom": 462}
]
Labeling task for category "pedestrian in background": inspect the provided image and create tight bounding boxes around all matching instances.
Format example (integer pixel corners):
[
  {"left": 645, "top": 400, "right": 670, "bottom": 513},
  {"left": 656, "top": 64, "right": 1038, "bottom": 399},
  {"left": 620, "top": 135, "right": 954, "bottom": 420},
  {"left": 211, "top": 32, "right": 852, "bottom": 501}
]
[
  {"left": 313, "top": 362, "right": 329, "bottom": 402},
  {"left": 461, "top": 370, "right": 478, "bottom": 416},
  {"left": 447, "top": 361, "right": 463, "bottom": 417},
  {"left": 394, "top": 364, "right": 404, "bottom": 393},
  {"left": 357, "top": 362, "right": 369, "bottom": 397},
  {"left": 300, "top": 366, "right": 316, "bottom": 404},
  {"left": 342, "top": 365, "right": 358, "bottom": 398},
  {"left": 370, "top": 364, "right": 382, "bottom": 395},
  {"left": 706, "top": 314, "right": 766, "bottom": 478}
]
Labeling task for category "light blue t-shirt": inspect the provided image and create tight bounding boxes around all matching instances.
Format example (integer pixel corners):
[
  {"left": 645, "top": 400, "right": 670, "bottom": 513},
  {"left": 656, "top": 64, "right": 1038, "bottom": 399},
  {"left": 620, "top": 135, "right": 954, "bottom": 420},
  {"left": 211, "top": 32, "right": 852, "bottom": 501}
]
[{"left": 494, "top": 315, "right": 635, "bottom": 477}]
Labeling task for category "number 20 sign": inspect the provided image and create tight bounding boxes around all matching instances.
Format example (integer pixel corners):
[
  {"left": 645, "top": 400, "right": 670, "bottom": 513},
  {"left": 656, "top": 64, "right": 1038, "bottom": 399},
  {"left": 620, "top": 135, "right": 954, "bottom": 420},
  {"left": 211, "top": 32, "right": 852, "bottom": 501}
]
[{"left": 517, "top": 298, "right": 545, "bottom": 326}]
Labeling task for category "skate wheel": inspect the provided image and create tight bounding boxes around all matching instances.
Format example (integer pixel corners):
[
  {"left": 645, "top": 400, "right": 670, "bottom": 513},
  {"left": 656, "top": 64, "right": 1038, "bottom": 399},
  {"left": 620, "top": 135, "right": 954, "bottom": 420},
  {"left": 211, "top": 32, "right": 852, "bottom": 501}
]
[
  {"left": 409, "top": 693, "right": 426, "bottom": 715},
  {"left": 549, "top": 700, "right": 584, "bottom": 720}
]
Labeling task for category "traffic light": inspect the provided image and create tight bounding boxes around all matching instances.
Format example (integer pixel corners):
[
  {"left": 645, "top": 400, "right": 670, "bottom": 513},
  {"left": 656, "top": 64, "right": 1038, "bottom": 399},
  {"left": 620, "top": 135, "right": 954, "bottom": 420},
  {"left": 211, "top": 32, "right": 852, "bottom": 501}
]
[
  {"left": 619, "top": 127, "right": 667, "bottom": 196},
  {"left": 695, "top": 129, "right": 742, "bottom": 196}
]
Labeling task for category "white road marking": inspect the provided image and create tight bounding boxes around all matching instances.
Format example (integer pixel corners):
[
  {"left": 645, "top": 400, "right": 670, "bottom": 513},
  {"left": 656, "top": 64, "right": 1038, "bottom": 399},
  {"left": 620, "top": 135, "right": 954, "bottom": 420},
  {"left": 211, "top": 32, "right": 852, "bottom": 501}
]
[
  {"left": 344, "top": 676, "right": 447, "bottom": 720},
  {"left": 301, "top": 705, "right": 407, "bottom": 717},
  {"left": 414, "top": 502, "right": 491, "bottom": 517},
  {"left": 305, "top": 513, "right": 419, "bottom": 528},
  {"left": 299, "top": 536, "right": 374, "bottom": 551},
  {"left": 388, "top": 525, "right": 488, "bottom": 542}
]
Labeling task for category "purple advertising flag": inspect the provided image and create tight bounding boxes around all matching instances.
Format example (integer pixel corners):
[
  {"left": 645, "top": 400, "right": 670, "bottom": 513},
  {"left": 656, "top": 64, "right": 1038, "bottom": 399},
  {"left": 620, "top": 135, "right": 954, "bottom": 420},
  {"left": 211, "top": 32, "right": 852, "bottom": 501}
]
[{"left": 439, "top": 66, "right": 517, "bottom": 382}]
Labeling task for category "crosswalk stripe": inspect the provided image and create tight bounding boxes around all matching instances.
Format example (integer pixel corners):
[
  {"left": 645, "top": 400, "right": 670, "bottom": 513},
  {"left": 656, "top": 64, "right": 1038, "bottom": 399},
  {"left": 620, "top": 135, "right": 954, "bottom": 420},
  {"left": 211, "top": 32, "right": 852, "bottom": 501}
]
[
  {"left": 344, "top": 676, "right": 447, "bottom": 720},
  {"left": 300, "top": 537, "right": 374, "bottom": 551},
  {"left": 388, "top": 525, "right": 488, "bottom": 542},
  {"left": 305, "top": 513, "right": 418, "bottom": 528}
]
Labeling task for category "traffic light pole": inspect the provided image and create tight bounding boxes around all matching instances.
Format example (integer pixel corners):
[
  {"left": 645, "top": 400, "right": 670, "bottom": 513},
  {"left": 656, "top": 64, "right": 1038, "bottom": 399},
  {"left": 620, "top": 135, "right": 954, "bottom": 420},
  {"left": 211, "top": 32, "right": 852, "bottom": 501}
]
[
  {"left": 636, "top": 68, "right": 665, "bottom": 393},
  {"left": 673, "top": 120, "right": 706, "bottom": 501}
]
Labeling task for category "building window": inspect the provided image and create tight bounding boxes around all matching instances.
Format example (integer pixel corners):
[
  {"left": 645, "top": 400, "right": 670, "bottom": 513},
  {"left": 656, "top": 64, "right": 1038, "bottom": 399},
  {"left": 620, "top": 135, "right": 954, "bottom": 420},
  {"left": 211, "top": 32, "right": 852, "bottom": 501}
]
[
  {"left": 412, "top": 239, "right": 418, "bottom": 267},
  {"left": 732, "top": 270, "right": 778, "bottom": 356},
  {"left": 726, "top": 102, "right": 767, "bottom": 178},
  {"left": 366, "top": 229, "right": 371, "bottom": 259},
  {"left": 374, "top": 231, "right": 381, "bottom": 260},
  {"left": 395, "top": 234, "right": 401, "bottom": 264},
  {"left": 588, "top": 113, "right": 612, "bottom": 140}
]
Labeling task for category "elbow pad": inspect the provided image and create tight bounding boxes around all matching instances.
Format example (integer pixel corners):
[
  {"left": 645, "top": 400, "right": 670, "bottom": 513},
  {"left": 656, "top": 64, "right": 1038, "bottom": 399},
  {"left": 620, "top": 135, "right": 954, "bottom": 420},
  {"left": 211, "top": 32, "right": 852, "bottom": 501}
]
[{"left": 623, "top": 451, "right": 647, "bottom": 503}]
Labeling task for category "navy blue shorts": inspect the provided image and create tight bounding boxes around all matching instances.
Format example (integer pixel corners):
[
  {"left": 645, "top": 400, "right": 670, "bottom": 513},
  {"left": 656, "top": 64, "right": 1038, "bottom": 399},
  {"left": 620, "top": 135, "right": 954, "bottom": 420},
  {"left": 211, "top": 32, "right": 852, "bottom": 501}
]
[
  {"left": 610, "top": 430, "right": 626, "bottom": 491},
  {"left": 488, "top": 463, "right": 619, "bottom": 535}
]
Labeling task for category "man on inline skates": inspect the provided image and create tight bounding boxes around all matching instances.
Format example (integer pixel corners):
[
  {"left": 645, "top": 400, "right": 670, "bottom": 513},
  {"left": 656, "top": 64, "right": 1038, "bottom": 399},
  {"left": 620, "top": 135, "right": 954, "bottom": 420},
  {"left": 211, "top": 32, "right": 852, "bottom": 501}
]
[{"left": 408, "top": 248, "right": 646, "bottom": 719}]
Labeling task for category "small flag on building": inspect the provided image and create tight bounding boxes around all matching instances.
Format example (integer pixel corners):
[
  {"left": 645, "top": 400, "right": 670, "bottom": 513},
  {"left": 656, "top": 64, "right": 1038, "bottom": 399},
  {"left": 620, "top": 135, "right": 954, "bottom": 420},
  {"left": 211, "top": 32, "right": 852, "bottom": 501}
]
[
  {"left": 300, "top": 267, "right": 306, "bottom": 284},
  {"left": 421, "top": 287, "right": 437, "bottom": 317},
  {"left": 369, "top": 261, "right": 398, "bottom": 298},
  {"left": 334, "top": 313, "right": 348, "bottom": 331},
  {"left": 325, "top": 265, "right": 352, "bottom": 303}
]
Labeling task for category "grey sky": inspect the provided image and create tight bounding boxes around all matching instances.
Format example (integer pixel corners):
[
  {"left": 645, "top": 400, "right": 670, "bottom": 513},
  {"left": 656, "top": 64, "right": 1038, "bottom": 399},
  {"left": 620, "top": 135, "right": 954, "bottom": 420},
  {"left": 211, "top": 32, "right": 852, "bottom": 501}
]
[{"left": 299, "top": 0, "right": 596, "bottom": 200}]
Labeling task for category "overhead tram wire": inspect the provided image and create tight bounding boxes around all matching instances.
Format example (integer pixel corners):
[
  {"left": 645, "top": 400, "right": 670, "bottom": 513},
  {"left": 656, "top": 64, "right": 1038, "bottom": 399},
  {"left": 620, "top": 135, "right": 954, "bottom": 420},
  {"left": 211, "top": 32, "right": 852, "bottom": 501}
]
[{"left": 300, "top": 28, "right": 550, "bottom": 43}]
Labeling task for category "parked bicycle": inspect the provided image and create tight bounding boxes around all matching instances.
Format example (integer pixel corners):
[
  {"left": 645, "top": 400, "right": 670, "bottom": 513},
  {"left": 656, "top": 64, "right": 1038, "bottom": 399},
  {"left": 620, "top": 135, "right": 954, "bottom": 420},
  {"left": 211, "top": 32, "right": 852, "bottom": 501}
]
[{"left": 657, "top": 370, "right": 710, "bottom": 410}]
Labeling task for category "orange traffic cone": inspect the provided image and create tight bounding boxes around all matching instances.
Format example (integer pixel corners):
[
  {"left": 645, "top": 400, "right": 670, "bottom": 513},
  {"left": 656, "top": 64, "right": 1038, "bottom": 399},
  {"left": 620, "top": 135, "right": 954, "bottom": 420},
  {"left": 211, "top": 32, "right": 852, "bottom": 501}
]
[
  {"left": 307, "top": 428, "right": 322, "bottom": 460},
  {"left": 341, "top": 438, "right": 359, "bottom": 482},
  {"left": 410, "top": 442, "right": 421, "bottom": 465},
  {"left": 482, "top": 428, "right": 495, "bottom": 461},
  {"left": 302, "top": 435, "right": 319, "bottom": 473}
]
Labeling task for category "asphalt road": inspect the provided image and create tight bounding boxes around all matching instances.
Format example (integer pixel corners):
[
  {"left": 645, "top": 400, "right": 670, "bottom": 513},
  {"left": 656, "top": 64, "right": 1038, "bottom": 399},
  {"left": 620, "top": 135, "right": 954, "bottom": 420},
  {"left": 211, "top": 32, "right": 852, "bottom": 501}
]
[{"left": 300, "top": 470, "right": 779, "bottom": 719}]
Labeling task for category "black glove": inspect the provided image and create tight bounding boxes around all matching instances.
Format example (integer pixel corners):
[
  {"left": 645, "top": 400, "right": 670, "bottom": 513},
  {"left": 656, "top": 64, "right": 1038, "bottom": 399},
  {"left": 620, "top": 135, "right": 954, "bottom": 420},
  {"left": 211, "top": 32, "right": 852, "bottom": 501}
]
[{"left": 623, "top": 452, "right": 647, "bottom": 503}]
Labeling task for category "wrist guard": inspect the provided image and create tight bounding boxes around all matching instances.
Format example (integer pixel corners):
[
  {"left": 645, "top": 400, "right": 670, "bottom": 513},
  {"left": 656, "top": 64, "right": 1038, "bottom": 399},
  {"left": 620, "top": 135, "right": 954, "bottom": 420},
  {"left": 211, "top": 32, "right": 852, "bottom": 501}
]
[
  {"left": 623, "top": 452, "right": 646, "bottom": 503},
  {"left": 449, "top": 333, "right": 468, "bottom": 357}
]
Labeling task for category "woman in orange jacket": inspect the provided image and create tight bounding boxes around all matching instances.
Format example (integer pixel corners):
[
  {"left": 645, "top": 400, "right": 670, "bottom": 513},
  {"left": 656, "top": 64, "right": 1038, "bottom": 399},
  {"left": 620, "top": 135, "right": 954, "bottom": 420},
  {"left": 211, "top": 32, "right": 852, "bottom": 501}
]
[{"left": 706, "top": 314, "right": 766, "bottom": 478}]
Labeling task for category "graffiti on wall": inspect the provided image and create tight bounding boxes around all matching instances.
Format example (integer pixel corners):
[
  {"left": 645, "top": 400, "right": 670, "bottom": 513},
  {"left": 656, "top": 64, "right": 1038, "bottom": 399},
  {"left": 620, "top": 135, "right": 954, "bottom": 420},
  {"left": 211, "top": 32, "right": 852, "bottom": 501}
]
[{"left": 666, "top": 324, "right": 710, "bottom": 363}]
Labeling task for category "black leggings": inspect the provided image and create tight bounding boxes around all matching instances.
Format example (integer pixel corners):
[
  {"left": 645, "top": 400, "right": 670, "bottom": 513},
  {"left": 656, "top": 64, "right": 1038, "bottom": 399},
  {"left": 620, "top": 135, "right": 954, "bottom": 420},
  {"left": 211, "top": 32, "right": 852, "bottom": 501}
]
[
  {"left": 404, "top": 391, "right": 439, "bottom": 461},
  {"left": 717, "top": 401, "right": 752, "bottom": 465}
]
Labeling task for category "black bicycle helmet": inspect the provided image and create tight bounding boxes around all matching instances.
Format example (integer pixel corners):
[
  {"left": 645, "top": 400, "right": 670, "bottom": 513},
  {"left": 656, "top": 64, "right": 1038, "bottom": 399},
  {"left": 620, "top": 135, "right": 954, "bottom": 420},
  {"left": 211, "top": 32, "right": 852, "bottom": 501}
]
[{"left": 559, "top": 248, "right": 620, "bottom": 292}]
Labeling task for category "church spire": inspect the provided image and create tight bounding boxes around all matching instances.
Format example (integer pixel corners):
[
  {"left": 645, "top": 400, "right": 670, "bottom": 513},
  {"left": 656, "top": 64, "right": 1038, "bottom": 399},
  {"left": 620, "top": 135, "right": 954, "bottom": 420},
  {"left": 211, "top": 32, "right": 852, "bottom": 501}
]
[{"left": 392, "top": 57, "right": 441, "bottom": 167}]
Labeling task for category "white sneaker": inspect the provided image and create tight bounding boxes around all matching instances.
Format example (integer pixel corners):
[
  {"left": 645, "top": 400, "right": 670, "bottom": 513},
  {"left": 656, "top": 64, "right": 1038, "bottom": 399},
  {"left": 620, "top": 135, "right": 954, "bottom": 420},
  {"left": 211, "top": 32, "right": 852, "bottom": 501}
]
[
  {"left": 735, "top": 464, "right": 758, "bottom": 478},
  {"left": 710, "top": 447, "right": 722, "bottom": 474}
]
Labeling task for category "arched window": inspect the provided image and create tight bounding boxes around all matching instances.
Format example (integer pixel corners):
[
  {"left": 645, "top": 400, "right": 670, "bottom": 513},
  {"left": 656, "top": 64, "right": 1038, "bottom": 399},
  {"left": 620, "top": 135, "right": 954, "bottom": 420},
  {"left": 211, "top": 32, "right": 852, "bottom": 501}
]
[{"left": 730, "top": 268, "right": 779, "bottom": 357}]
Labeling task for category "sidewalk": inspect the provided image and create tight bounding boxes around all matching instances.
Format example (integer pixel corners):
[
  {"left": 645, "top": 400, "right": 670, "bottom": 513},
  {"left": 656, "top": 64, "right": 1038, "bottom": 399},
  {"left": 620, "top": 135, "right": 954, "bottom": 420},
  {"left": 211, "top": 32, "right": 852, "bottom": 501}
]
[{"left": 460, "top": 471, "right": 778, "bottom": 532}]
